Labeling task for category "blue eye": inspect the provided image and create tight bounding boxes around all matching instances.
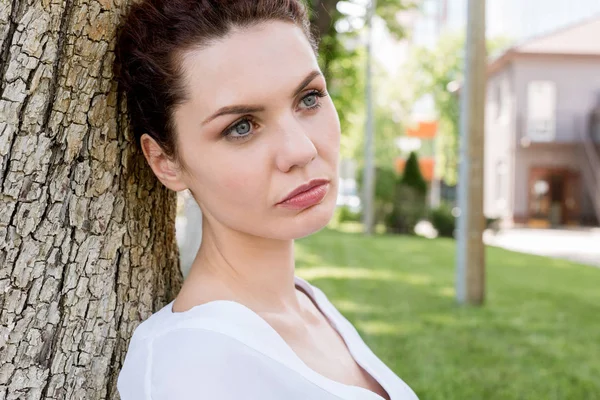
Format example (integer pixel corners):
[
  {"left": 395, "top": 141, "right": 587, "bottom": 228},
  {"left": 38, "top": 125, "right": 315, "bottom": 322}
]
[
  {"left": 234, "top": 120, "right": 251, "bottom": 135},
  {"left": 302, "top": 94, "right": 317, "bottom": 107},
  {"left": 224, "top": 118, "right": 254, "bottom": 141},
  {"left": 299, "top": 90, "right": 327, "bottom": 110}
]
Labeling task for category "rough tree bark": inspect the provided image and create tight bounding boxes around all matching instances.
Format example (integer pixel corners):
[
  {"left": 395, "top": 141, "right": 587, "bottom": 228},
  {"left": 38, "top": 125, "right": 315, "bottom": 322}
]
[{"left": 0, "top": 1, "right": 183, "bottom": 399}]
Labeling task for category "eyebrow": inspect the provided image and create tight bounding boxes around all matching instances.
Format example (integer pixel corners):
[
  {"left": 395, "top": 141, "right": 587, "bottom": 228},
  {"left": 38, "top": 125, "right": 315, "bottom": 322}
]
[
  {"left": 201, "top": 70, "right": 323, "bottom": 126},
  {"left": 292, "top": 70, "right": 322, "bottom": 98}
]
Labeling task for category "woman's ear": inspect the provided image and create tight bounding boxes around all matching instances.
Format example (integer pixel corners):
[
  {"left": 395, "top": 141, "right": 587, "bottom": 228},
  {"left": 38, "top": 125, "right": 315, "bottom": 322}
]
[{"left": 140, "top": 133, "right": 188, "bottom": 192}]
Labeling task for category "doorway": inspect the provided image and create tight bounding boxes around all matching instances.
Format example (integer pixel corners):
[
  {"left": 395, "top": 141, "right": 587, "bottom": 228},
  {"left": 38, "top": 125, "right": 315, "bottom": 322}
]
[{"left": 528, "top": 168, "right": 581, "bottom": 227}]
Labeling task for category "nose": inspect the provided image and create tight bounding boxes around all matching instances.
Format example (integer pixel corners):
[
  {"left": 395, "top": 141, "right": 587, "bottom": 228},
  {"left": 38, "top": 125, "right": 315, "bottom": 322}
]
[{"left": 274, "top": 120, "right": 318, "bottom": 173}]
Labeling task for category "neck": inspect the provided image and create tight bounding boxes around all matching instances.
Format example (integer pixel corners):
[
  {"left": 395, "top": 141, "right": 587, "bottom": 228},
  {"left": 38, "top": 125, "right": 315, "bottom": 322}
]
[{"left": 184, "top": 216, "right": 301, "bottom": 314}]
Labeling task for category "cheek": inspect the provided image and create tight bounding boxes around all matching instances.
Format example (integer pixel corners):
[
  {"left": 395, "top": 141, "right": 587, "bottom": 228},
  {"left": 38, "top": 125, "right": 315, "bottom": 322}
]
[{"left": 198, "top": 148, "right": 268, "bottom": 205}]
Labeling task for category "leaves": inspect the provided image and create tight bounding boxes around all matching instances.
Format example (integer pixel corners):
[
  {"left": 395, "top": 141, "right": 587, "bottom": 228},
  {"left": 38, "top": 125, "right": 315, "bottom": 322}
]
[
  {"left": 404, "top": 34, "right": 511, "bottom": 184},
  {"left": 310, "top": 0, "right": 414, "bottom": 162}
]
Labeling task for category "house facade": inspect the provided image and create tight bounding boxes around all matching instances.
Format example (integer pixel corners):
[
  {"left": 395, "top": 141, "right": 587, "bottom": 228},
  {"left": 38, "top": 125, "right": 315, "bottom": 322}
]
[{"left": 484, "top": 17, "right": 600, "bottom": 228}]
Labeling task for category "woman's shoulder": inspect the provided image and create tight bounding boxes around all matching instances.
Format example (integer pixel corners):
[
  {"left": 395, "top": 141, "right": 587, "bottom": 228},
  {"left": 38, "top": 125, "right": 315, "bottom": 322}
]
[
  {"left": 116, "top": 304, "right": 337, "bottom": 400},
  {"left": 124, "top": 296, "right": 256, "bottom": 342},
  {"left": 117, "top": 322, "right": 281, "bottom": 400},
  {"left": 130, "top": 275, "right": 329, "bottom": 341}
]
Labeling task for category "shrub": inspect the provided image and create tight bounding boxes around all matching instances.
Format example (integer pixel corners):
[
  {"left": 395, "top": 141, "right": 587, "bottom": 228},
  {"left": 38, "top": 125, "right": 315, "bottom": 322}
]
[
  {"left": 486, "top": 217, "right": 501, "bottom": 232},
  {"left": 338, "top": 205, "right": 362, "bottom": 223},
  {"left": 356, "top": 165, "right": 399, "bottom": 228},
  {"left": 431, "top": 204, "right": 456, "bottom": 237},
  {"left": 386, "top": 184, "right": 427, "bottom": 234},
  {"left": 401, "top": 151, "right": 427, "bottom": 195},
  {"left": 385, "top": 151, "right": 429, "bottom": 234}
]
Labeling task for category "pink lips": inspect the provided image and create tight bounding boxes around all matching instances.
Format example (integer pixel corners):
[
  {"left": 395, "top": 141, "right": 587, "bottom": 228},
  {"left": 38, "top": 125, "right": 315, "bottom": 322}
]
[{"left": 277, "top": 178, "right": 330, "bottom": 210}]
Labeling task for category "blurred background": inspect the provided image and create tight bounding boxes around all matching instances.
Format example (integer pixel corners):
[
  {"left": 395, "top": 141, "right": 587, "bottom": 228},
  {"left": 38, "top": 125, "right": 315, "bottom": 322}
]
[{"left": 176, "top": 1, "right": 600, "bottom": 398}]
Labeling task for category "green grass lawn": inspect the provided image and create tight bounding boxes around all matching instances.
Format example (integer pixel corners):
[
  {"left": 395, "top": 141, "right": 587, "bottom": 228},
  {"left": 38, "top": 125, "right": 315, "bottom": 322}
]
[{"left": 296, "top": 224, "right": 600, "bottom": 400}]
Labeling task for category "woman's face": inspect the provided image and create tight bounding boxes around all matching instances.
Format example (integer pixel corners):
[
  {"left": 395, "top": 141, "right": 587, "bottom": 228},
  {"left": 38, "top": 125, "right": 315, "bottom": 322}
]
[{"left": 172, "top": 21, "right": 340, "bottom": 240}]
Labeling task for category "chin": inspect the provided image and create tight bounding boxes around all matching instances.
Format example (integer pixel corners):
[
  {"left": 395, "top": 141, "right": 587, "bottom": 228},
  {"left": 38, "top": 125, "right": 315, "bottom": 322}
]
[{"left": 283, "top": 194, "right": 337, "bottom": 240}]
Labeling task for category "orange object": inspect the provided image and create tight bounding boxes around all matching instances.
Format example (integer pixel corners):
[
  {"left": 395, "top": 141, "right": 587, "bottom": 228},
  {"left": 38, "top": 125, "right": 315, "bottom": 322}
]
[
  {"left": 406, "top": 121, "right": 438, "bottom": 138},
  {"left": 395, "top": 157, "right": 435, "bottom": 181}
]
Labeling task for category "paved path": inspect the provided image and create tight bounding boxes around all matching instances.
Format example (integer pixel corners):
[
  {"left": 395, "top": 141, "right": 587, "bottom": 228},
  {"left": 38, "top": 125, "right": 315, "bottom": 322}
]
[{"left": 484, "top": 227, "right": 600, "bottom": 268}]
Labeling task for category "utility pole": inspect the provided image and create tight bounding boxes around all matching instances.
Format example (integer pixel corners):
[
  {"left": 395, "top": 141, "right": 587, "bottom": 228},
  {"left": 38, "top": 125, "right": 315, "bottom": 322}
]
[
  {"left": 362, "top": 0, "right": 376, "bottom": 235},
  {"left": 456, "top": 0, "right": 486, "bottom": 305}
]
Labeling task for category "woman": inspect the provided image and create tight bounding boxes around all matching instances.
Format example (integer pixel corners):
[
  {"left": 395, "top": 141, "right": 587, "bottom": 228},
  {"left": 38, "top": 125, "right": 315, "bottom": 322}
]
[{"left": 115, "top": 1, "right": 418, "bottom": 399}]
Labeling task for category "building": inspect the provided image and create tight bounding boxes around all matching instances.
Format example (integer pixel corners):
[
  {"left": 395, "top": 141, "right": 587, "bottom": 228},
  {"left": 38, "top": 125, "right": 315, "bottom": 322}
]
[
  {"left": 484, "top": 16, "right": 600, "bottom": 228},
  {"left": 442, "top": 0, "right": 600, "bottom": 41}
]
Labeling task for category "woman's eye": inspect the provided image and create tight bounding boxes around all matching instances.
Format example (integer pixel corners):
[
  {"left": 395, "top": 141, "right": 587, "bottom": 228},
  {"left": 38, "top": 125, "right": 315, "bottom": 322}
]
[
  {"left": 234, "top": 120, "right": 251, "bottom": 135},
  {"left": 299, "top": 90, "right": 326, "bottom": 110},
  {"left": 224, "top": 118, "right": 254, "bottom": 140},
  {"left": 301, "top": 94, "right": 318, "bottom": 108}
]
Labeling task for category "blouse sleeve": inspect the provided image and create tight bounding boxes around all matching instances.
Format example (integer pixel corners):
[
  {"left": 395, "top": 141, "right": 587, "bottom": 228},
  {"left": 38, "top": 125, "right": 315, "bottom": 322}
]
[
  {"left": 117, "top": 330, "right": 152, "bottom": 400},
  {"left": 117, "top": 327, "right": 314, "bottom": 400}
]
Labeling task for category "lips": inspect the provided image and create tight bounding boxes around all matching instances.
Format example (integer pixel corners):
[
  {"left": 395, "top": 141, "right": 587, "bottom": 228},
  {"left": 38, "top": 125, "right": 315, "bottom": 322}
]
[{"left": 277, "top": 178, "right": 330, "bottom": 205}]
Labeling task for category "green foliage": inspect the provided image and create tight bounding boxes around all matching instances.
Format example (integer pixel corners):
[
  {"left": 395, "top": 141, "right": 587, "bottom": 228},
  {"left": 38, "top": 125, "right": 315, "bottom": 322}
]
[
  {"left": 310, "top": 0, "right": 413, "bottom": 162},
  {"left": 309, "top": 0, "right": 418, "bottom": 234},
  {"left": 356, "top": 165, "right": 399, "bottom": 226},
  {"left": 405, "top": 34, "right": 512, "bottom": 184},
  {"left": 384, "top": 151, "right": 429, "bottom": 234},
  {"left": 311, "top": 0, "right": 415, "bottom": 80},
  {"left": 339, "top": 205, "right": 362, "bottom": 223},
  {"left": 386, "top": 183, "right": 427, "bottom": 235},
  {"left": 375, "top": 0, "right": 415, "bottom": 37},
  {"left": 329, "top": 46, "right": 366, "bottom": 160},
  {"left": 356, "top": 165, "right": 397, "bottom": 205},
  {"left": 430, "top": 203, "right": 456, "bottom": 238},
  {"left": 348, "top": 93, "right": 404, "bottom": 169},
  {"left": 401, "top": 151, "right": 427, "bottom": 195},
  {"left": 330, "top": 205, "right": 361, "bottom": 229},
  {"left": 486, "top": 216, "right": 501, "bottom": 232},
  {"left": 357, "top": 152, "right": 430, "bottom": 235},
  {"left": 374, "top": 103, "right": 404, "bottom": 167}
]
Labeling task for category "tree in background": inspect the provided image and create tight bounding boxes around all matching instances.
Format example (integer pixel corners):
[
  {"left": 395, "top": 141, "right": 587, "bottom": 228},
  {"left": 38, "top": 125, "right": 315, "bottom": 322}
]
[
  {"left": 309, "top": 0, "right": 414, "bottom": 162},
  {"left": 401, "top": 151, "right": 427, "bottom": 194},
  {"left": 404, "top": 34, "right": 511, "bottom": 185},
  {"left": 386, "top": 151, "right": 428, "bottom": 234},
  {"left": 309, "top": 0, "right": 413, "bottom": 81},
  {"left": 353, "top": 66, "right": 409, "bottom": 228},
  {"left": 356, "top": 165, "right": 398, "bottom": 225}
]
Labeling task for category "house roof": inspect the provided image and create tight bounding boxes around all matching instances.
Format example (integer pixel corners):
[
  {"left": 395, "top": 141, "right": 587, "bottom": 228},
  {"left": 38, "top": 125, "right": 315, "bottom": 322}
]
[
  {"left": 488, "top": 14, "right": 600, "bottom": 74},
  {"left": 514, "top": 15, "right": 600, "bottom": 55}
]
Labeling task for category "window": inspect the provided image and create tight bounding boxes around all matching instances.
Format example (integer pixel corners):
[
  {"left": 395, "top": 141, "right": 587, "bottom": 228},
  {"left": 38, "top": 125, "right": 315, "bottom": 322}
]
[
  {"left": 526, "top": 80, "right": 557, "bottom": 141},
  {"left": 496, "top": 79, "right": 509, "bottom": 123},
  {"left": 495, "top": 160, "right": 507, "bottom": 209}
]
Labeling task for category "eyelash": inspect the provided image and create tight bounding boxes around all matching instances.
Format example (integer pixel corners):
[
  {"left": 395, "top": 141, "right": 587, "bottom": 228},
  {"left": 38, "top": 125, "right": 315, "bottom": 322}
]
[{"left": 222, "top": 89, "right": 328, "bottom": 141}]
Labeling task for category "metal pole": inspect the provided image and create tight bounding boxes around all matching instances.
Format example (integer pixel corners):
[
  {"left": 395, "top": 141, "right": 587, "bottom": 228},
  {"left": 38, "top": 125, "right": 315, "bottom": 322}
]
[
  {"left": 456, "top": 0, "right": 486, "bottom": 305},
  {"left": 362, "top": 0, "right": 376, "bottom": 235}
]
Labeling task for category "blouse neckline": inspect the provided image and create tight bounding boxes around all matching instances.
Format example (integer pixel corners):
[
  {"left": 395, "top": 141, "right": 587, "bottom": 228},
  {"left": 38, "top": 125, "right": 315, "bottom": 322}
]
[{"left": 164, "top": 275, "right": 391, "bottom": 399}]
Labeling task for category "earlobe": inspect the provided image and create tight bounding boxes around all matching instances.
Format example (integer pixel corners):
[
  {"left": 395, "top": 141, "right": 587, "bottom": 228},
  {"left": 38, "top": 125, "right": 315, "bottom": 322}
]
[{"left": 140, "top": 133, "right": 188, "bottom": 192}]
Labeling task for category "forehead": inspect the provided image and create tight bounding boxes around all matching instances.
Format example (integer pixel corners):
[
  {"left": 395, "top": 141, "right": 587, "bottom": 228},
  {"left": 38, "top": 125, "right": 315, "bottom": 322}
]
[{"left": 178, "top": 21, "right": 319, "bottom": 111}]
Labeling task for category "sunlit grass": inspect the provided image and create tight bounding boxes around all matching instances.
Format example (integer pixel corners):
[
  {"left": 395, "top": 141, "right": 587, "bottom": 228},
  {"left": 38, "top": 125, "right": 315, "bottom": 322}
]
[{"left": 296, "top": 224, "right": 600, "bottom": 400}]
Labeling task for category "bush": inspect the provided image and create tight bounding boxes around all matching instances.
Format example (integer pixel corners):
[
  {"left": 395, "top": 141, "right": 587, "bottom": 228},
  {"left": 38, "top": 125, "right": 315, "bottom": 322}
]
[
  {"left": 486, "top": 217, "right": 500, "bottom": 232},
  {"left": 385, "top": 151, "right": 429, "bottom": 234},
  {"left": 386, "top": 184, "right": 427, "bottom": 234},
  {"left": 430, "top": 204, "right": 456, "bottom": 237},
  {"left": 401, "top": 151, "right": 427, "bottom": 195},
  {"left": 356, "top": 165, "right": 399, "bottom": 228},
  {"left": 338, "top": 205, "right": 361, "bottom": 223}
]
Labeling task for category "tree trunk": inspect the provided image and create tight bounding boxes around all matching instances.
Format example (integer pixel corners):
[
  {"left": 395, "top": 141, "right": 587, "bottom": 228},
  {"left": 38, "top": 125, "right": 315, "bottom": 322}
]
[{"left": 0, "top": 1, "right": 183, "bottom": 399}]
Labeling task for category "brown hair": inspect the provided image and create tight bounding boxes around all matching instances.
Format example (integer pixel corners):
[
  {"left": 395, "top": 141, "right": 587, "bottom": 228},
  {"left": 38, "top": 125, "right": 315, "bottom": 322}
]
[{"left": 114, "top": 0, "right": 317, "bottom": 163}]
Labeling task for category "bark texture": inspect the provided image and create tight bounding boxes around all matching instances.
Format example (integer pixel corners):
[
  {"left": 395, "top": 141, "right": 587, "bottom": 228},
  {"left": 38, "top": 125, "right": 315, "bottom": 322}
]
[{"left": 0, "top": 1, "right": 183, "bottom": 399}]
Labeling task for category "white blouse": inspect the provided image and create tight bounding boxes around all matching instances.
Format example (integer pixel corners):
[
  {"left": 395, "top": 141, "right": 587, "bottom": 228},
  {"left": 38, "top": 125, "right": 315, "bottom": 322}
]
[{"left": 117, "top": 275, "right": 419, "bottom": 400}]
